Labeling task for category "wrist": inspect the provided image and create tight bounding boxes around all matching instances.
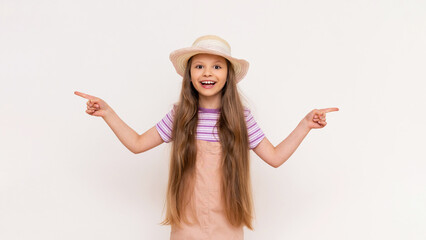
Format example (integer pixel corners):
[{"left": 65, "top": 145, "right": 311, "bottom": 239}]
[
  {"left": 299, "top": 119, "right": 311, "bottom": 132},
  {"left": 102, "top": 107, "right": 116, "bottom": 120}
]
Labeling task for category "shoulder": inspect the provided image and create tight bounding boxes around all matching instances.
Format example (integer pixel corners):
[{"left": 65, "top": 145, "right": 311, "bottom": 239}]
[
  {"left": 243, "top": 106, "right": 254, "bottom": 120},
  {"left": 243, "top": 106, "right": 251, "bottom": 115},
  {"left": 164, "top": 104, "right": 178, "bottom": 118},
  {"left": 155, "top": 104, "right": 178, "bottom": 143},
  {"left": 243, "top": 106, "right": 265, "bottom": 149}
]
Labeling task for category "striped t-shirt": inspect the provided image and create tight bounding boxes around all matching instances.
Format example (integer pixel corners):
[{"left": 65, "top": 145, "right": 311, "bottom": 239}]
[{"left": 155, "top": 106, "right": 265, "bottom": 149}]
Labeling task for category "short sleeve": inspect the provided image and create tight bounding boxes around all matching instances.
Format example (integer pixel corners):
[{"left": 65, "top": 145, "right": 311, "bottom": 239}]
[
  {"left": 155, "top": 107, "right": 175, "bottom": 143},
  {"left": 244, "top": 108, "right": 265, "bottom": 149}
]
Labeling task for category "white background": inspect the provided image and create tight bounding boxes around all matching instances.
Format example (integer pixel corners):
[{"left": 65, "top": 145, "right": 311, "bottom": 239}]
[{"left": 1, "top": 0, "right": 425, "bottom": 239}]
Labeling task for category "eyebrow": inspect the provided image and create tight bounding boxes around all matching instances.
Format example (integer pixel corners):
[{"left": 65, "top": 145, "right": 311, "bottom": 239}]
[{"left": 192, "top": 60, "right": 225, "bottom": 65}]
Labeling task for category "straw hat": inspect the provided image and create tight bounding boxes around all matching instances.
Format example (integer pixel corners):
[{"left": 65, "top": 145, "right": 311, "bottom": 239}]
[{"left": 169, "top": 35, "right": 249, "bottom": 83}]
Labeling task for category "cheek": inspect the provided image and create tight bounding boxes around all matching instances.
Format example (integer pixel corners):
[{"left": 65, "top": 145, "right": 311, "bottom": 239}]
[
  {"left": 190, "top": 78, "right": 197, "bottom": 88},
  {"left": 221, "top": 72, "right": 228, "bottom": 81},
  {"left": 191, "top": 70, "right": 201, "bottom": 80},
  {"left": 189, "top": 70, "right": 196, "bottom": 83}
]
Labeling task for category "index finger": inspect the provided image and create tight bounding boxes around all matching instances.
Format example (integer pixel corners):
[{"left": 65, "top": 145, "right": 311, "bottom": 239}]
[
  {"left": 74, "top": 91, "right": 96, "bottom": 100},
  {"left": 321, "top": 108, "right": 340, "bottom": 114}
]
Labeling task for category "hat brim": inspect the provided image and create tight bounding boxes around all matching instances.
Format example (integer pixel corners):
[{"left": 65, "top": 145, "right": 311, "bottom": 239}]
[{"left": 169, "top": 47, "right": 249, "bottom": 83}]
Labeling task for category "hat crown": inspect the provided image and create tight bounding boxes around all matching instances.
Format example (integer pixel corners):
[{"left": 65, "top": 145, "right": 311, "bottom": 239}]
[
  {"left": 192, "top": 35, "right": 232, "bottom": 55},
  {"left": 170, "top": 35, "right": 249, "bottom": 83}
]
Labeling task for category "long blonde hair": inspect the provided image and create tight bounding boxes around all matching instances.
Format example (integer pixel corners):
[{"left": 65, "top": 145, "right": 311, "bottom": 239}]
[{"left": 160, "top": 55, "right": 254, "bottom": 230}]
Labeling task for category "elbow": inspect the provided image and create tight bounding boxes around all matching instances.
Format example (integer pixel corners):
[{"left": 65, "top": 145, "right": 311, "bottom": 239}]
[
  {"left": 132, "top": 147, "right": 149, "bottom": 154},
  {"left": 132, "top": 135, "right": 142, "bottom": 154},
  {"left": 271, "top": 158, "right": 287, "bottom": 168},
  {"left": 270, "top": 159, "right": 279, "bottom": 168},
  {"left": 132, "top": 148, "right": 143, "bottom": 154},
  {"left": 130, "top": 145, "right": 141, "bottom": 154},
  {"left": 265, "top": 156, "right": 280, "bottom": 168}
]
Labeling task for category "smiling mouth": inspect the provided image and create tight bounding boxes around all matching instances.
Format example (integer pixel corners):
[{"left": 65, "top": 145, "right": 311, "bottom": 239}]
[{"left": 200, "top": 80, "right": 216, "bottom": 86}]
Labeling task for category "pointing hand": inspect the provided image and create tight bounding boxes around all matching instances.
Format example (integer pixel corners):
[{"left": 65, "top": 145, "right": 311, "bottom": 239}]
[
  {"left": 74, "top": 91, "right": 111, "bottom": 118},
  {"left": 302, "top": 108, "right": 339, "bottom": 130}
]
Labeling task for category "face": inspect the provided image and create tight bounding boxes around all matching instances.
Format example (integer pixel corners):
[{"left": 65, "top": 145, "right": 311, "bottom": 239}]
[{"left": 190, "top": 53, "right": 228, "bottom": 102}]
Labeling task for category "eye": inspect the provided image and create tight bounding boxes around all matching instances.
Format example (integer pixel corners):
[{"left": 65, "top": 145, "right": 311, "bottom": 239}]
[
  {"left": 214, "top": 65, "right": 222, "bottom": 69},
  {"left": 194, "top": 65, "right": 203, "bottom": 69}
]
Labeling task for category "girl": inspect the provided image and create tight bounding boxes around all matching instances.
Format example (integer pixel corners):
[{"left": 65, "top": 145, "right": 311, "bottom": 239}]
[{"left": 74, "top": 35, "right": 339, "bottom": 240}]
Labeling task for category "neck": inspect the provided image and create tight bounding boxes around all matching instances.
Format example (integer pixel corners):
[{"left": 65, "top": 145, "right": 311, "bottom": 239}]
[{"left": 198, "top": 95, "right": 221, "bottom": 109}]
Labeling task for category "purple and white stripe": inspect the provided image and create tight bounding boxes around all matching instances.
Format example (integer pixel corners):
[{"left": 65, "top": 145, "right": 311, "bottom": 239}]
[
  {"left": 155, "top": 107, "right": 265, "bottom": 149},
  {"left": 155, "top": 109, "right": 174, "bottom": 142}
]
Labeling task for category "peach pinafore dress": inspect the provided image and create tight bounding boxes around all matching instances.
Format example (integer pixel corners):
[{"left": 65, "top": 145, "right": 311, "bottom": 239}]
[
  {"left": 156, "top": 107, "right": 265, "bottom": 240},
  {"left": 170, "top": 140, "right": 243, "bottom": 240}
]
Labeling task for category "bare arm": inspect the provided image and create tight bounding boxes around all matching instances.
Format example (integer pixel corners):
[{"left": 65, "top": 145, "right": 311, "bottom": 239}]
[
  {"left": 133, "top": 125, "right": 164, "bottom": 154},
  {"left": 252, "top": 107, "right": 339, "bottom": 168},
  {"left": 102, "top": 109, "right": 164, "bottom": 154},
  {"left": 252, "top": 120, "right": 311, "bottom": 168},
  {"left": 75, "top": 91, "right": 165, "bottom": 154}
]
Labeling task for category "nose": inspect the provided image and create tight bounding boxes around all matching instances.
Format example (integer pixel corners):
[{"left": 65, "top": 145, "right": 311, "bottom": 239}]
[{"left": 203, "top": 67, "right": 212, "bottom": 77}]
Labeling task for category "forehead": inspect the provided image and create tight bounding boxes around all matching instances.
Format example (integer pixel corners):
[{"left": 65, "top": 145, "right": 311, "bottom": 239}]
[{"left": 191, "top": 53, "right": 227, "bottom": 63}]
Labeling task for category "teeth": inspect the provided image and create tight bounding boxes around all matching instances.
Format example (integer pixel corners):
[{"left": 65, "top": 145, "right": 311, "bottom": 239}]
[{"left": 201, "top": 81, "right": 215, "bottom": 84}]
